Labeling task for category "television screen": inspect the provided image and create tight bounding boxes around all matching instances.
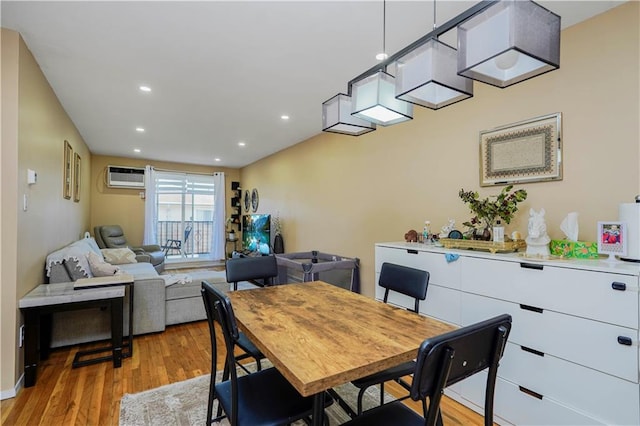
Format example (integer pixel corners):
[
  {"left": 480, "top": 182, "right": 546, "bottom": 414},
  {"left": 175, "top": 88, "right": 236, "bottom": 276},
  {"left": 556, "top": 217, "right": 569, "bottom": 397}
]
[{"left": 242, "top": 214, "right": 271, "bottom": 255}]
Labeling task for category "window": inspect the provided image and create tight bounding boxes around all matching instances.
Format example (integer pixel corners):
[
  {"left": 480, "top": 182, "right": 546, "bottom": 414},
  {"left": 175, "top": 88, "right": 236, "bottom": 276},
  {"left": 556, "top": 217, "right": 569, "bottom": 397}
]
[{"left": 154, "top": 171, "right": 216, "bottom": 261}]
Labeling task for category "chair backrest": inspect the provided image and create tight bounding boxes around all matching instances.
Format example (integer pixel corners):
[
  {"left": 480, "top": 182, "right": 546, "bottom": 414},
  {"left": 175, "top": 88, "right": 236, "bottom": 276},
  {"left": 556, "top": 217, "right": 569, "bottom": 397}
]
[
  {"left": 183, "top": 224, "right": 193, "bottom": 242},
  {"left": 201, "top": 280, "right": 244, "bottom": 425},
  {"left": 411, "top": 314, "right": 512, "bottom": 426},
  {"left": 379, "top": 262, "right": 430, "bottom": 313},
  {"left": 94, "top": 225, "right": 129, "bottom": 249},
  {"left": 226, "top": 255, "right": 279, "bottom": 286}
]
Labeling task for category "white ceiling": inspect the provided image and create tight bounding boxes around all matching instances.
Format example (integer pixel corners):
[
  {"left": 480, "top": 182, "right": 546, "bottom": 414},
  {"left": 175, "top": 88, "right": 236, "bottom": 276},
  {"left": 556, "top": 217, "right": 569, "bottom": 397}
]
[{"left": 1, "top": 1, "right": 625, "bottom": 168}]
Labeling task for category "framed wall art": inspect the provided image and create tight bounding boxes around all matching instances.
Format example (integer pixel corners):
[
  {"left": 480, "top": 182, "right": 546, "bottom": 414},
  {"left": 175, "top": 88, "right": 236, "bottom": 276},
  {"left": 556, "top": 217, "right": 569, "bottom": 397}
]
[
  {"left": 598, "top": 221, "right": 627, "bottom": 262},
  {"left": 63, "top": 140, "right": 73, "bottom": 199},
  {"left": 479, "top": 113, "right": 562, "bottom": 186},
  {"left": 73, "top": 152, "right": 81, "bottom": 202}
]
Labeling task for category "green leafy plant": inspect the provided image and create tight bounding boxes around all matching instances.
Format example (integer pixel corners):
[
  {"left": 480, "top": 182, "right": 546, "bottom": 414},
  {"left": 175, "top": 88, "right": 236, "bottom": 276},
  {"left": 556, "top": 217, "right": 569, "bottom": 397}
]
[{"left": 459, "top": 185, "right": 528, "bottom": 232}]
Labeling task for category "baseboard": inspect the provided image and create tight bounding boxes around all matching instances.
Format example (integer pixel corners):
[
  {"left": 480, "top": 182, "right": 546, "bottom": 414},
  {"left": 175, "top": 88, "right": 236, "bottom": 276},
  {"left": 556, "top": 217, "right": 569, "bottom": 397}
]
[{"left": 0, "top": 373, "right": 23, "bottom": 400}]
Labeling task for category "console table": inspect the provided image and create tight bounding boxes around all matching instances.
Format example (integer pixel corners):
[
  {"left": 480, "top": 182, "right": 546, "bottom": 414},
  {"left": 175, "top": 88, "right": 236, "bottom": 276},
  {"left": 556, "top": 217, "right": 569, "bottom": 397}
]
[
  {"left": 19, "top": 274, "right": 134, "bottom": 387},
  {"left": 376, "top": 242, "right": 640, "bottom": 425}
]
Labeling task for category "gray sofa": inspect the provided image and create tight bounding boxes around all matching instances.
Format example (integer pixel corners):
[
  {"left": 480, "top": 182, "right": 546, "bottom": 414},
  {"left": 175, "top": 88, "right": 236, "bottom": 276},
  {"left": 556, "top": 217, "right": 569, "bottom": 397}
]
[{"left": 45, "top": 237, "right": 209, "bottom": 348}]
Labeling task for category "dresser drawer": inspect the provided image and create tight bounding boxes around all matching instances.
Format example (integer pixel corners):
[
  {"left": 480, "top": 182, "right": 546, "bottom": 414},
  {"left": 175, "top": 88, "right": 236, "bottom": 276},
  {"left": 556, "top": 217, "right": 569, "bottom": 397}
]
[
  {"left": 421, "top": 284, "right": 461, "bottom": 326},
  {"left": 461, "top": 293, "right": 639, "bottom": 381},
  {"left": 500, "top": 342, "right": 640, "bottom": 425},
  {"left": 461, "top": 374, "right": 606, "bottom": 425},
  {"left": 461, "top": 257, "right": 639, "bottom": 328},
  {"left": 375, "top": 246, "right": 461, "bottom": 289}
]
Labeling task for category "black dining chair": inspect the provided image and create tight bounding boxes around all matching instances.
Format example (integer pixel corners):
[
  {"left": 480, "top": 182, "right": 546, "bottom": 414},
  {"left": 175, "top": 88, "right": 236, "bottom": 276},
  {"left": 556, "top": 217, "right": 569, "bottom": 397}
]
[
  {"left": 226, "top": 255, "right": 279, "bottom": 291},
  {"left": 350, "top": 262, "right": 430, "bottom": 415},
  {"left": 342, "top": 314, "right": 512, "bottom": 426},
  {"left": 201, "top": 280, "right": 332, "bottom": 425},
  {"left": 202, "top": 280, "right": 265, "bottom": 375}
]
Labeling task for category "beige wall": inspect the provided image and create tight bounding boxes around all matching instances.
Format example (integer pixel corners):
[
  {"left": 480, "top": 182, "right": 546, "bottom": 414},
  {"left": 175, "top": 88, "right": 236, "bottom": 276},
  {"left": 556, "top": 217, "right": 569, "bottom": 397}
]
[
  {"left": 1, "top": 29, "right": 92, "bottom": 395},
  {"left": 90, "top": 155, "right": 239, "bottom": 246},
  {"left": 241, "top": 3, "right": 640, "bottom": 298}
]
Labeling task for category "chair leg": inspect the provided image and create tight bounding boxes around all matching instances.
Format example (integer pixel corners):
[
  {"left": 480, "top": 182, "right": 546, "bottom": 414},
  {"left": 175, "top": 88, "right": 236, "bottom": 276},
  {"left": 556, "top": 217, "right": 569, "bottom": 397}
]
[
  {"left": 207, "top": 374, "right": 215, "bottom": 424},
  {"left": 356, "top": 387, "right": 367, "bottom": 415}
]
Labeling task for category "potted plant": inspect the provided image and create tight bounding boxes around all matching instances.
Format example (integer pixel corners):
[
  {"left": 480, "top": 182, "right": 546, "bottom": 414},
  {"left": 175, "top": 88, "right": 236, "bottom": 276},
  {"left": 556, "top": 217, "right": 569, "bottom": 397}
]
[{"left": 459, "top": 185, "right": 527, "bottom": 240}]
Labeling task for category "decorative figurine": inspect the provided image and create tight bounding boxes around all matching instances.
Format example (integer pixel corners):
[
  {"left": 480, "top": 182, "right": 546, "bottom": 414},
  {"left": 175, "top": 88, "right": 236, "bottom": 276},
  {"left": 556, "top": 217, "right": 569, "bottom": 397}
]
[
  {"left": 439, "top": 219, "right": 456, "bottom": 238},
  {"left": 404, "top": 229, "right": 419, "bottom": 243},
  {"left": 526, "top": 208, "right": 551, "bottom": 257}
]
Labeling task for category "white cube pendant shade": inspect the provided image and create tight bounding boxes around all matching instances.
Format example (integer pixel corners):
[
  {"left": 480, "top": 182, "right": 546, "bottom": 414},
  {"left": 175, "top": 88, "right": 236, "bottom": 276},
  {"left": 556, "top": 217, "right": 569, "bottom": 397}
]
[
  {"left": 396, "top": 38, "right": 473, "bottom": 109},
  {"left": 322, "top": 94, "right": 376, "bottom": 136},
  {"left": 351, "top": 71, "right": 413, "bottom": 126},
  {"left": 457, "top": 0, "right": 560, "bottom": 88}
]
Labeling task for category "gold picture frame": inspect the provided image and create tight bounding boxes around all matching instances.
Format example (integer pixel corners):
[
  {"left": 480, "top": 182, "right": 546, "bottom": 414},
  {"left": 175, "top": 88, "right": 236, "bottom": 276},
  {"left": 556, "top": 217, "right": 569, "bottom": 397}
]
[
  {"left": 479, "top": 113, "right": 562, "bottom": 186},
  {"left": 63, "top": 140, "right": 73, "bottom": 199},
  {"left": 73, "top": 152, "right": 81, "bottom": 202}
]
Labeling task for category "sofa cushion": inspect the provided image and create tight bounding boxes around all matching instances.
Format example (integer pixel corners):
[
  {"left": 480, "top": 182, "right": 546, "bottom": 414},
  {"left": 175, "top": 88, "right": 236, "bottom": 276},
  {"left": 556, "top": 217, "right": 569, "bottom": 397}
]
[
  {"left": 119, "top": 262, "right": 159, "bottom": 279},
  {"left": 166, "top": 279, "right": 202, "bottom": 301},
  {"left": 87, "top": 251, "right": 121, "bottom": 276},
  {"left": 101, "top": 248, "right": 138, "bottom": 265}
]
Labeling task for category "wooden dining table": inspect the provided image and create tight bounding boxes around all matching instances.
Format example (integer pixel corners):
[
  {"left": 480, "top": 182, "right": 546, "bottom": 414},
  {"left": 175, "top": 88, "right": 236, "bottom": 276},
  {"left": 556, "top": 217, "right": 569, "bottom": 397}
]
[{"left": 228, "top": 280, "right": 455, "bottom": 425}]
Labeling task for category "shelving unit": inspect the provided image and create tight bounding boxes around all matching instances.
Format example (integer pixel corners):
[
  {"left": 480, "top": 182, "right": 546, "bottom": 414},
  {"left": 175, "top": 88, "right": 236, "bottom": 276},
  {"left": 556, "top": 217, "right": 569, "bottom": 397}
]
[
  {"left": 229, "top": 181, "right": 242, "bottom": 230},
  {"left": 227, "top": 181, "right": 242, "bottom": 258}
]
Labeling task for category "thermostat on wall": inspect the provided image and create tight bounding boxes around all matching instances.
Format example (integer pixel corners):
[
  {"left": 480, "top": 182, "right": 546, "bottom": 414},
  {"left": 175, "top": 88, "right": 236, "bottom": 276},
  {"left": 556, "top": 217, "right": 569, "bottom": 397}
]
[{"left": 27, "top": 169, "right": 37, "bottom": 184}]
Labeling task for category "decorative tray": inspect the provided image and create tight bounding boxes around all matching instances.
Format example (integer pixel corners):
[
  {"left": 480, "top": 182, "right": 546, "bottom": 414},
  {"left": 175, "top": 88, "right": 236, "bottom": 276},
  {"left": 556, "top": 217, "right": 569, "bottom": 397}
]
[{"left": 439, "top": 238, "right": 527, "bottom": 254}]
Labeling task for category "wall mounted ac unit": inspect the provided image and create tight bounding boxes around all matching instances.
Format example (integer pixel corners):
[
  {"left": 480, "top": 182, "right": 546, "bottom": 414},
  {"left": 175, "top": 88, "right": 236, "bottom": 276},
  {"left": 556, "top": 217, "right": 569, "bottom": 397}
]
[{"left": 107, "top": 165, "right": 145, "bottom": 188}]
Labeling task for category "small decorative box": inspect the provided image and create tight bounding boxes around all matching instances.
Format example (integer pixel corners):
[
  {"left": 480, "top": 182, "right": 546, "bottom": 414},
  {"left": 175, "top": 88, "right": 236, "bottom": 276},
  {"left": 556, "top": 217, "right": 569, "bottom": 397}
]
[{"left": 549, "top": 240, "right": 599, "bottom": 259}]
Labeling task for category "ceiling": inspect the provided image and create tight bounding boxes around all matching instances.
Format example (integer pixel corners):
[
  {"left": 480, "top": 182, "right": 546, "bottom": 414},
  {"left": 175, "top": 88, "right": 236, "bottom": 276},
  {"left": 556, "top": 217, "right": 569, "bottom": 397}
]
[{"left": 1, "top": 1, "right": 625, "bottom": 168}]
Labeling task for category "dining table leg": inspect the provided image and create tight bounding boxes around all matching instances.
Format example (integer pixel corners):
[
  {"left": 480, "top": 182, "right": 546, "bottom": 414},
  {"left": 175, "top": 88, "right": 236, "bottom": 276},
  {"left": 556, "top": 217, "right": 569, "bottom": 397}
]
[{"left": 312, "top": 392, "right": 325, "bottom": 426}]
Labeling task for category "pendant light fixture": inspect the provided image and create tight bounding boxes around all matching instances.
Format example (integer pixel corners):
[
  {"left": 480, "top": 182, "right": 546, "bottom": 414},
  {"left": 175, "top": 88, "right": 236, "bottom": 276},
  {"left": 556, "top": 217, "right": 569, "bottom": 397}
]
[
  {"left": 457, "top": 0, "right": 560, "bottom": 88},
  {"left": 322, "top": 0, "right": 561, "bottom": 136},
  {"left": 395, "top": 1, "right": 473, "bottom": 109},
  {"left": 350, "top": 0, "right": 413, "bottom": 126},
  {"left": 351, "top": 70, "right": 413, "bottom": 126},
  {"left": 322, "top": 93, "right": 376, "bottom": 136}
]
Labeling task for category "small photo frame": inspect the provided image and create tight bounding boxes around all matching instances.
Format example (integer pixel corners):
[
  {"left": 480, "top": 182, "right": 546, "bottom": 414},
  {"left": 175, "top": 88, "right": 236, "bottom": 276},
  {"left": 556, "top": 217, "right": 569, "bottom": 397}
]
[
  {"left": 73, "top": 152, "right": 81, "bottom": 202},
  {"left": 63, "top": 140, "right": 73, "bottom": 200},
  {"left": 597, "top": 221, "right": 627, "bottom": 262}
]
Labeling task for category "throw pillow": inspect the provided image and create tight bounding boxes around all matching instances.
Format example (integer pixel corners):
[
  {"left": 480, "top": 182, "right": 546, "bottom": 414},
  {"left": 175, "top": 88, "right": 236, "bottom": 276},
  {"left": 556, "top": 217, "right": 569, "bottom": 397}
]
[
  {"left": 64, "top": 258, "right": 90, "bottom": 281},
  {"left": 87, "top": 251, "right": 121, "bottom": 277},
  {"left": 101, "top": 248, "right": 138, "bottom": 265}
]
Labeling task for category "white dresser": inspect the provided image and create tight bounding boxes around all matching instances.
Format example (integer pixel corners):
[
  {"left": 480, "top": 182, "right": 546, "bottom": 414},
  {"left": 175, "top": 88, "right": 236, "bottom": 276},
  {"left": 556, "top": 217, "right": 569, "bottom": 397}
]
[{"left": 375, "top": 242, "right": 640, "bottom": 425}]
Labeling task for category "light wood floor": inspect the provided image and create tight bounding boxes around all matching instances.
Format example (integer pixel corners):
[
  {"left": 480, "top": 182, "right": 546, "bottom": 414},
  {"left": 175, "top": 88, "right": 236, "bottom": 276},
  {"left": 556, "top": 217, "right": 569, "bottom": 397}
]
[{"left": 1, "top": 320, "right": 484, "bottom": 426}]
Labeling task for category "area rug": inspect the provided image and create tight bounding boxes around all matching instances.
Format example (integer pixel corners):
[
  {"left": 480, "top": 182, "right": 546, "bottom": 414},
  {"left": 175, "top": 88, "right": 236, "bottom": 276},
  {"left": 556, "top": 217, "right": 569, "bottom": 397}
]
[{"left": 119, "top": 363, "right": 393, "bottom": 425}]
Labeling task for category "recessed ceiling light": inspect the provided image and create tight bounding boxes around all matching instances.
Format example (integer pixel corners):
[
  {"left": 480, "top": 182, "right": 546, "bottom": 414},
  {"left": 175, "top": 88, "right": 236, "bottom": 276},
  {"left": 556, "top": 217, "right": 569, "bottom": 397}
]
[
  {"left": 375, "top": 52, "right": 388, "bottom": 61},
  {"left": 281, "top": 115, "right": 290, "bottom": 120},
  {"left": 136, "top": 127, "right": 145, "bottom": 132},
  {"left": 214, "top": 158, "right": 221, "bottom": 162},
  {"left": 134, "top": 148, "right": 141, "bottom": 153},
  {"left": 238, "top": 141, "right": 246, "bottom": 147},
  {"left": 139, "top": 85, "right": 151, "bottom": 92}
]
